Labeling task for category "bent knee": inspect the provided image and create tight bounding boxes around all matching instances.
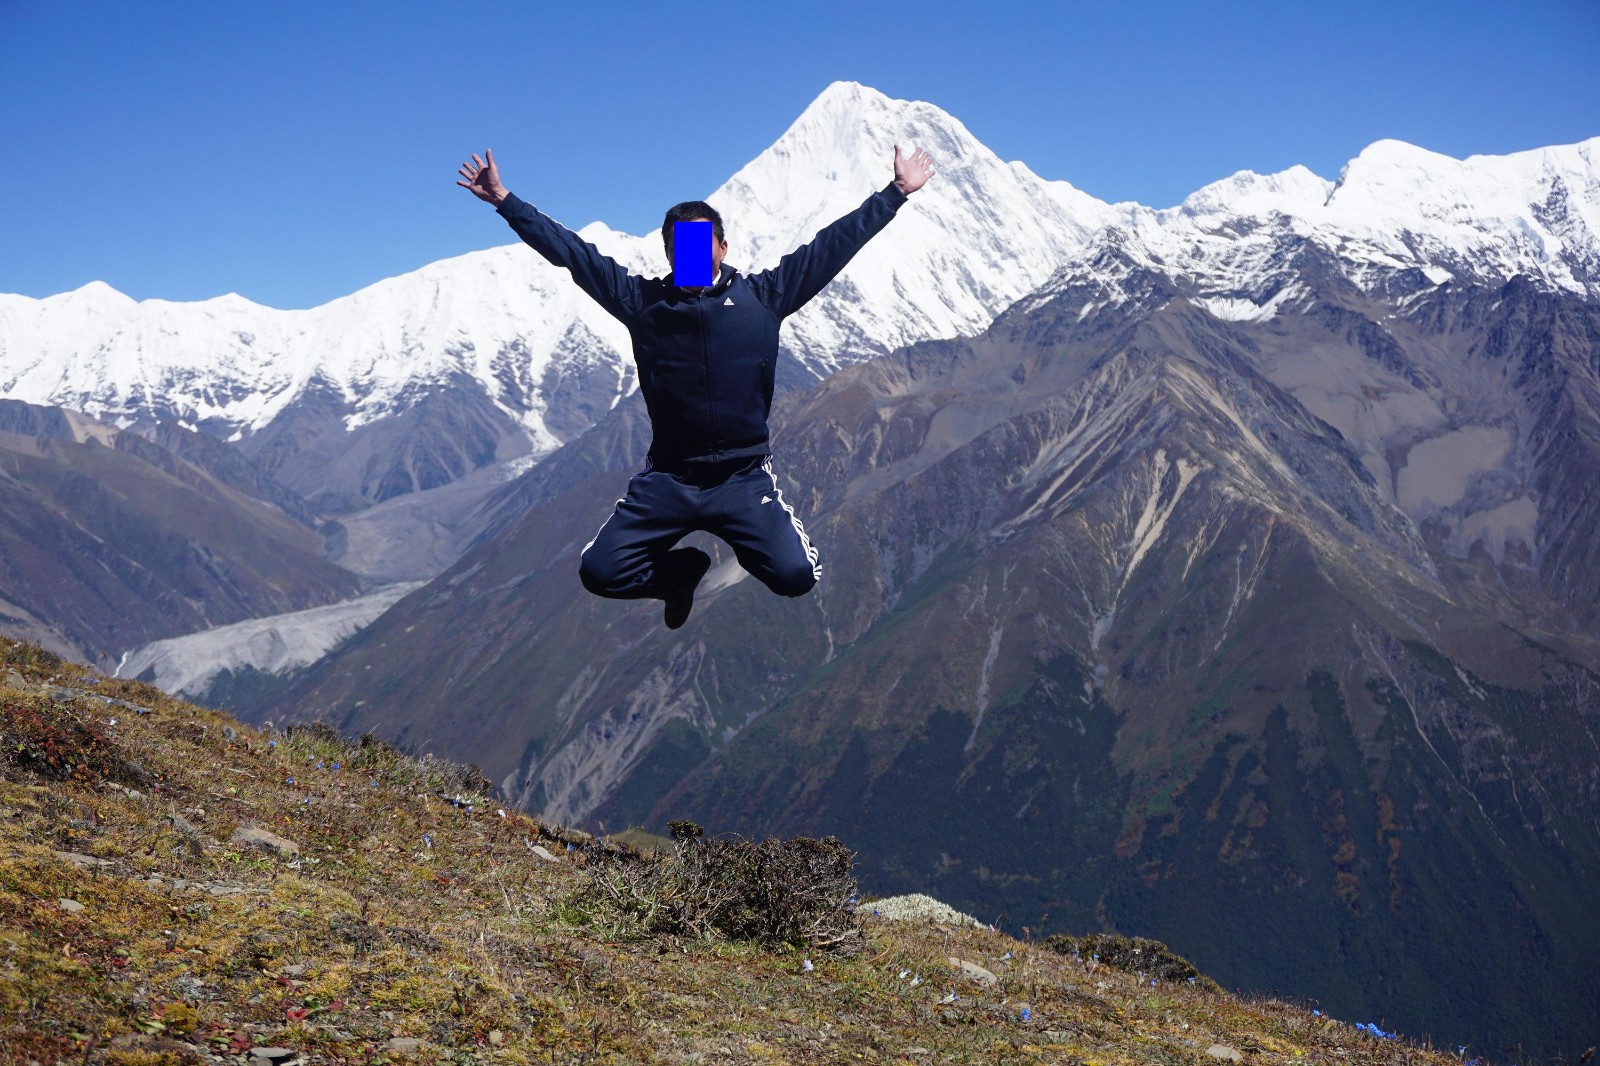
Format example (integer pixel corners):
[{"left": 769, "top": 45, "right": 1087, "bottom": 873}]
[
  {"left": 768, "top": 564, "right": 819, "bottom": 599},
  {"left": 579, "top": 554, "right": 625, "bottom": 596}
]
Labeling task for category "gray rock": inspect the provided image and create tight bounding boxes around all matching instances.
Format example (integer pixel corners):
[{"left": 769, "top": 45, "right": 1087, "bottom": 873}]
[
  {"left": 173, "top": 973, "right": 209, "bottom": 1000},
  {"left": 53, "top": 850, "right": 114, "bottom": 868},
  {"left": 947, "top": 956, "right": 999, "bottom": 987},
  {"left": 231, "top": 825, "right": 300, "bottom": 858},
  {"left": 529, "top": 844, "right": 560, "bottom": 862},
  {"left": 4, "top": 670, "right": 24, "bottom": 687},
  {"left": 166, "top": 813, "right": 206, "bottom": 856},
  {"left": 222, "top": 725, "right": 238, "bottom": 741},
  {"left": 1207, "top": 1045, "right": 1243, "bottom": 1062},
  {"left": 57, "top": 898, "right": 85, "bottom": 913},
  {"left": 384, "top": 1037, "right": 427, "bottom": 1054},
  {"left": 249, "top": 1048, "right": 303, "bottom": 1066}
]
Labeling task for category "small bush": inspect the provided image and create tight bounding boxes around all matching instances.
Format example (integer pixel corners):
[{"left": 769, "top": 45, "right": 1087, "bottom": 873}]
[
  {"left": 1, "top": 695, "right": 156, "bottom": 787},
  {"left": 1, "top": 638, "right": 63, "bottom": 680},
  {"left": 1044, "top": 932, "right": 1219, "bottom": 989},
  {"left": 579, "top": 824, "right": 862, "bottom": 953},
  {"left": 282, "top": 718, "right": 497, "bottom": 797}
]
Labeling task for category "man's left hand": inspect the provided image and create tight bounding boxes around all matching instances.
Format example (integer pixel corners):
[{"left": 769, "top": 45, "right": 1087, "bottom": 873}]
[{"left": 893, "top": 145, "right": 935, "bottom": 195}]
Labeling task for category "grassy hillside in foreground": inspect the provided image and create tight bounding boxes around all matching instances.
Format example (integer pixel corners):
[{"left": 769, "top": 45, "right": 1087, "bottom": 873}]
[{"left": 0, "top": 637, "right": 1482, "bottom": 1065}]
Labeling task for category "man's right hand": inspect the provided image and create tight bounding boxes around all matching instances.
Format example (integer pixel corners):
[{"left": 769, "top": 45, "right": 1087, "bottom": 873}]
[{"left": 457, "top": 149, "right": 510, "bottom": 205}]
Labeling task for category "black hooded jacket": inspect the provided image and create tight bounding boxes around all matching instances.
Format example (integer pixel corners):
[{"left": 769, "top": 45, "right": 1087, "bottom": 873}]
[{"left": 496, "top": 182, "right": 909, "bottom": 466}]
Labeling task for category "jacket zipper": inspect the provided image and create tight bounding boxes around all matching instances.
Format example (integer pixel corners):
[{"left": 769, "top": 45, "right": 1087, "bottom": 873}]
[{"left": 699, "top": 298, "right": 719, "bottom": 456}]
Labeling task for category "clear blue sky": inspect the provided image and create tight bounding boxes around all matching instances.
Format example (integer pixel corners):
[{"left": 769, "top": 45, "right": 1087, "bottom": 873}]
[{"left": 2, "top": 0, "right": 1595, "bottom": 309}]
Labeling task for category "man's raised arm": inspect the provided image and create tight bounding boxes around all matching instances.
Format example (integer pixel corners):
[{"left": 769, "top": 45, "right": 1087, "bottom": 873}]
[
  {"left": 458, "top": 149, "right": 641, "bottom": 322},
  {"left": 750, "top": 145, "right": 936, "bottom": 321}
]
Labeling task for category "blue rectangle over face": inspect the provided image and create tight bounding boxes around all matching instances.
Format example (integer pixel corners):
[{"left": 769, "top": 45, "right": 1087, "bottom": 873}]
[{"left": 673, "top": 220, "right": 714, "bottom": 286}]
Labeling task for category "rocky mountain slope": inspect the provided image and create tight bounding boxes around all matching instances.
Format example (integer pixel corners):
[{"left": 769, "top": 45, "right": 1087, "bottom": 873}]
[
  {"left": 264, "top": 241, "right": 1600, "bottom": 1055},
  {"left": 0, "top": 400, "right": 359, "bottom": 664}
]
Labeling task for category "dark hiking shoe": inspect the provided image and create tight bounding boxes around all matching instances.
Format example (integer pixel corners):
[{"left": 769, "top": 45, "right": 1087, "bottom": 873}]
[{"left": 663, "top": 548, "right": 712, "bottom": 630}]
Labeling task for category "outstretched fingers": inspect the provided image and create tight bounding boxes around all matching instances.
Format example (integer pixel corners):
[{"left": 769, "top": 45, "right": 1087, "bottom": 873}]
[
  {"left": 892, "top": 144, "right": 936, "bottom": 193},
  {"left": 457, "top": 150, "right": 504, "bottom": 199}
]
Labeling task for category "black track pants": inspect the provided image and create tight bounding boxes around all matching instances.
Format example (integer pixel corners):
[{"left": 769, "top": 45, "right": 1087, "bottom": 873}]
[{"left": 578, "top": 456, "right": 820, "bottom": 601}]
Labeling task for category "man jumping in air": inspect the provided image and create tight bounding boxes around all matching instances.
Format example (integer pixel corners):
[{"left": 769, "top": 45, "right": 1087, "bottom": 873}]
[{"left": 458, "top": 143, "right": 935, "bottom": 628}]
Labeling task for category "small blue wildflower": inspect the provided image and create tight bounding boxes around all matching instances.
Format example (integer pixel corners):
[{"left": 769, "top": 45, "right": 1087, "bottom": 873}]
[
  {"left": 800, "top": 959, "right": 814, "bottom": 973},
  {"left": 268, "top": 740, "right": 276, "bottom": 749},
  {"left": 330, "top": 762, "right": 340, "bottom": 770},
  {"left": 285, "top": 777, "right": 295, "bottom": 785},
  {"left": 1312, "top": 1009, "right": 1322, "bottom": 1017},
  {"left": 302, "top": 797, "right": 312, "bottom": 805},
  {"left": 1020, "top": 1007, "right": 1032, "bottom": 1022},
  {"left": 370, "top": 780, "right": 379, "bottom": 787},
  {"left": 316, "top": 761, "right": 324, "bottom": 769},
  {"left": 423, "top": 833, "right": 434, "bottom": 848},
  {"left": 1001, "top": 951, "right": 1013, "bottom": 961},
  {"left": 1189, "top": 977, "right": 1197, "bottom": 985},
  {"left": 1150, "top": 979, "right": 1158, "bottom": 987}
]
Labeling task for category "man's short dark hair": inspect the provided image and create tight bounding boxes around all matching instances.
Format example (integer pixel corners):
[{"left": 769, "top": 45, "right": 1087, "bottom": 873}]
[{"left": 662, "top": 201, "right": 725, "bottom": 249}]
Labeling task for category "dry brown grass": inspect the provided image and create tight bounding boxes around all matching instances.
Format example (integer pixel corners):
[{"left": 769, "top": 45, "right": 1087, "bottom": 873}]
[{"left": 0, "top": 637, "right": 1471, "bottom": 1065}]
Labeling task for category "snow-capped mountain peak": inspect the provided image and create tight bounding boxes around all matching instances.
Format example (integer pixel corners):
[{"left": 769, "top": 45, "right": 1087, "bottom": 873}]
[
  {"left": 2, "top": 86, "right": 1597, "bottom": 520},
  {"left": 1174, "top": 164, "right": 1334, "bottom": 222}
]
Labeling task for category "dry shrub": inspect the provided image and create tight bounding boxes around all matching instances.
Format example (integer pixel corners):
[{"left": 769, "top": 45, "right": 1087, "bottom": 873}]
[
  {"left": 0, "top": 694, "right": 156, "bottom": 788},
  {"left": 581, "top": 823, "right": 862, "bottom": 953},
  {"left": 282, "top": 718, "right": 496, "bottom": 797},
  {"left": 1044, "top": 932, "right": 1220, "bottom": 989}
]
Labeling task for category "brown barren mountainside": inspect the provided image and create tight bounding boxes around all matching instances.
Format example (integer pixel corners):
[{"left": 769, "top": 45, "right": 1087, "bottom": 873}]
[
  {"left": 0, "top": 400, "right": 360, "bottom": 665},
  {"left": 266, "top": 266, "right": 1600, "bottom": 1058}
]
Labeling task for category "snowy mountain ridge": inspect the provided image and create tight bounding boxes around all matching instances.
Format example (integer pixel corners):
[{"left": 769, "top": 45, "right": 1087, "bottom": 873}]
[{"left": 2, "top": 83, "right": 1596, "bottom": 500}]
